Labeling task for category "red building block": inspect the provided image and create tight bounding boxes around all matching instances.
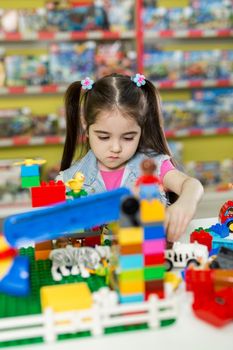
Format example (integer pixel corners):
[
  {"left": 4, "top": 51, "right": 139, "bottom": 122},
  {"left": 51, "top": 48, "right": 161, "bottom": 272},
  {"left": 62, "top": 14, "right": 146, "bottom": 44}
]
[
  {"left": 185, "top": 269, "right": 214, "bottom": 293},
  {"left": 190, "top": 229, "right": 213, "bottom": 251},
  {"left": 193, "top": 287, "right": 233, "bottom": 327},
  {"left": 31, "top": 180, "right": 66, "bottom": 207}
]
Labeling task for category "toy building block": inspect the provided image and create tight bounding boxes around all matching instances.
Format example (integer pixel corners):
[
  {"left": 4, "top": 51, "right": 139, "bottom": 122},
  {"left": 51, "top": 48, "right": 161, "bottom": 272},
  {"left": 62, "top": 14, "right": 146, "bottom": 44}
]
[
  {"left": 214, "top": 269, "right": 233, "bottom": 290},
  {"left": 21, "top": 164, "right": 39, "bottom": 177},
  {"left": 31, "top": 180, "right": 66, "bottom": 207},
  {"left": 34, "top": 240, "right": 53, "bottom": 261},
  {"left": 209, "top": 223, "right": 229, "bottom": 238},
  {"left": 193, "top": 287, "right": 233, "bottom": 328},
  {"left": 40, "top": 282, "right": 93, "bottom": 312},
  {"left": 140, "top": 199, "right": 165, "bottom": 223},
  {"left": 117, "top": 227, "right": 143, "bottom": 246},
  {"left": 190, "top": 229, "right": 213, "bottom": 251},
  {"left": 21, "top": 176, "right": 40, "bottom": 188},
  {"left": 4, "top": 187, "right": 131, "bottom": 248}
]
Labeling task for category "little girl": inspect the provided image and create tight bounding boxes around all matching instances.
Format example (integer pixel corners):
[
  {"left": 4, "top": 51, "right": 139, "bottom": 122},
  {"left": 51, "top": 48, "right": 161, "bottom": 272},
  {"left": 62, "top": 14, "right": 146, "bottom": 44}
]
[{"left": 57, "top": 73, "right": 203, "bottom": 241}]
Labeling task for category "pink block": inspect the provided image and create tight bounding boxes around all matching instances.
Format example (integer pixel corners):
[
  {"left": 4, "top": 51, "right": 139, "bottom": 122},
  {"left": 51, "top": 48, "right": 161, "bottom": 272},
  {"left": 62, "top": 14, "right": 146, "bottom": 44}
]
[{"left": 143, "top": 239, "right": 165, "bottom": 255}]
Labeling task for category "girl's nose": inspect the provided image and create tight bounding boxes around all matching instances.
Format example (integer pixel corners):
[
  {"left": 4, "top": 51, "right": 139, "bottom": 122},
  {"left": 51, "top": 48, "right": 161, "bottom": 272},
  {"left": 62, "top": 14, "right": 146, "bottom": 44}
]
[{"left": 111, "top": 140, "right": 122, "bottom": 153}]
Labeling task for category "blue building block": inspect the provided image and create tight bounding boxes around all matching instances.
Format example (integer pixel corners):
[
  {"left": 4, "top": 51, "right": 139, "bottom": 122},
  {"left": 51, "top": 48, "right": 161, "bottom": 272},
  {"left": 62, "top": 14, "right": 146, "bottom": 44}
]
[
  {"left": 211, "top": 236, "right": 233, "bottom": 252},
  {"left": 119, "top": 254, "right": 143, "bottom": 270},
  {"left": 119, "top": 294, "right": 144, "bottom": 303},
  {"left": 4, "top": 187, "right": 131, "bottom": 248},
  {"left": 209, "top": 223, "right": 229, "bottom": 238},
  {"left": 144, "top": 225, "right": 165, "bottom": 240},
  {"left": 0, "top": 256, "right": 30, "bottom": 296},
  {"left": 21, "top": 164, "right": 39, "bottom": 177}
]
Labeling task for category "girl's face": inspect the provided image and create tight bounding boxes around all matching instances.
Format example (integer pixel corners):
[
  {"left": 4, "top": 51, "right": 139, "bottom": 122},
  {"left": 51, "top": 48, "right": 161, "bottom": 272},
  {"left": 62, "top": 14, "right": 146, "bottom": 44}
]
[{"left": 88, "top": 109, "right": 141, "bottom": 171}]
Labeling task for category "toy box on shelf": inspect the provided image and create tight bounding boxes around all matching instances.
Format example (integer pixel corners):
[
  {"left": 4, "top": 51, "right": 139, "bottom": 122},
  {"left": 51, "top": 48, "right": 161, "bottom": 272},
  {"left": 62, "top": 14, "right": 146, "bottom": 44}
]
[
  {"left": 0, "top": 0, "right": 135, "bottom": 34},
  {"left": 143, "top": 0, "right": 233, "bottom": 31},
  {"left": 49, "top": 41, "right": 96, "bottom": 84},
  {"left": 0, "top": 108, "right": 59, "bottom": 138},
  {"left": 144, "top": 48, "right": 233, "bottom": 82},
  {"left": 95, "top": 41, "right": 136, "bottom": 78},
  {"left": 5, "top": 55, "right": 50, "bottom": 87},
  {"left": 192, "top": 88, "right": 233, "bottom": 127}
]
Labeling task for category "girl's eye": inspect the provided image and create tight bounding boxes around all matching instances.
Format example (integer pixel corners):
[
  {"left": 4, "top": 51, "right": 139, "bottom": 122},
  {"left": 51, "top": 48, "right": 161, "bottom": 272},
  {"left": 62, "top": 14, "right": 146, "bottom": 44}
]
[
  {"left": 124, "top": 137, "right": 134, "bottom": 141},
  {"left": 98, "top": 136, "right": 109, "bottom": 140}
]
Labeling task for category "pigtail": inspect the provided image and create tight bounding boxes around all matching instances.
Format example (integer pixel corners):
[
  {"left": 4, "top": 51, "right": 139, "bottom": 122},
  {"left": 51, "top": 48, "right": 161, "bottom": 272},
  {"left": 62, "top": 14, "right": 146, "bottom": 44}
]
[
  {"left": 60, "top": 81, "right": 83, "bottom": 171},
  {"left": 140, "top": 80, "right": 171, "bottom": 157},
  {"left": 141, "top": 80, "right": 178, "bottom": 204}
]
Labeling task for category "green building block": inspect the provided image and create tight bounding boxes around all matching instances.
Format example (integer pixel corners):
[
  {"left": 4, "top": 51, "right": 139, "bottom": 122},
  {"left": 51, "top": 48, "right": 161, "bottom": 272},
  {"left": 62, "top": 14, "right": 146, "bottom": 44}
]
[
  {"left": 21, "top": 176, "right": 40, "bottom": 188},
  {"left": 144, "top": 265, "right": 165, "bottom": 281}
]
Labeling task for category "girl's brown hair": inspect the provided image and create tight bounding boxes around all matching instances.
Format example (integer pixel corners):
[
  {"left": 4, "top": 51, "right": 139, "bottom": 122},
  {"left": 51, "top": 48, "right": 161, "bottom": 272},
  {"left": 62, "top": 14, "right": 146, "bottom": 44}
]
[{"left": 60, "top": 73, "right": 171, "bottom": 171}]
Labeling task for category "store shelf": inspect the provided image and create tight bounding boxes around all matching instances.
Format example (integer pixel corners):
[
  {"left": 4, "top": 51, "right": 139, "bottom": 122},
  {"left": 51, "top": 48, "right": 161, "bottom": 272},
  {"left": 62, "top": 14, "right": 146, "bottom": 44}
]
[
  {"left": 0, "top": 135, "right": 65, "bottom": 147},
  {"left": 0, "top": 30, "right": 135, "bottom": 42},
  {"left": 165, "top": 126, "right": 233, "bottom": 138},
  {"left": 1, "top": 78, "right": 233, "bottom": 96},
  {"left": 0, "top": 127, "right": 232, "bottom": 148},
  {"left": 0, "top": 84, "right": 67, "bottom": 95},
  {"left": 155, "top": 78, "right": 233, "bottom": 89},
  {"left": 145, "top": 28, "right": 233, "bottom": 39}
]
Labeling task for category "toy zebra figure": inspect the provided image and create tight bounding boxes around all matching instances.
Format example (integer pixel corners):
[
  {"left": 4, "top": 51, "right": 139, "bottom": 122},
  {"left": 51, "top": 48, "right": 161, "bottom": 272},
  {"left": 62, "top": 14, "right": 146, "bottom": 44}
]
[{"left": 50, "top": 245, "right": 111, "bottom": 281}]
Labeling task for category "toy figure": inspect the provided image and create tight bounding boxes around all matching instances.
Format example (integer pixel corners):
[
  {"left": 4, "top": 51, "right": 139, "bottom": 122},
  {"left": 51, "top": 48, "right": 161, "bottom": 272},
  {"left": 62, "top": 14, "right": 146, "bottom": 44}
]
[
  {"left": 135, "top": 159, "right": 162, "bottom": 200},
  {"left": 65, "top": 171, "right": 88, "bottom": 198}
]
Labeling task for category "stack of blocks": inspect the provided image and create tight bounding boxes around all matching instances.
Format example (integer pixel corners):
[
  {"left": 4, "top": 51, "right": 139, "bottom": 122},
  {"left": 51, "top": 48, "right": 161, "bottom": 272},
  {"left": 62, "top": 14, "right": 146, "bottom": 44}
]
[
  {"left": 21, "top": 164, "right": 40, "bottom": 188},
  {"left": 116, "top": 193, "right": 166, "bottom": 303}
]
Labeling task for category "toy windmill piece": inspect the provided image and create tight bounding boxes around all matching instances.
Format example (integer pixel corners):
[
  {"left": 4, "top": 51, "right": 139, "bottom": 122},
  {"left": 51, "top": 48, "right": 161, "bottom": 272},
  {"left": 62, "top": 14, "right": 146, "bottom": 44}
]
[{"left": 13, "top": 158, "right": 46, "bottom": 188}]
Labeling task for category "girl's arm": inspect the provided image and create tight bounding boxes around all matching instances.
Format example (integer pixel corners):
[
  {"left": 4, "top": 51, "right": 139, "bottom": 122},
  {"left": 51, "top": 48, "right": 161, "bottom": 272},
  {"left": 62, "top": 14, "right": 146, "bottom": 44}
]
[{"left": 162, "top": 169, "right": 204, "bottom": 242}]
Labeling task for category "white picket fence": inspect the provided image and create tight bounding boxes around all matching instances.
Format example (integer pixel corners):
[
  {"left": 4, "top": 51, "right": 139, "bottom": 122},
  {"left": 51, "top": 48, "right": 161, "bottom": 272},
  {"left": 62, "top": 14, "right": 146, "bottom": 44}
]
[{"left": 0, "top": 293, "right": 177, "bottom": 344}]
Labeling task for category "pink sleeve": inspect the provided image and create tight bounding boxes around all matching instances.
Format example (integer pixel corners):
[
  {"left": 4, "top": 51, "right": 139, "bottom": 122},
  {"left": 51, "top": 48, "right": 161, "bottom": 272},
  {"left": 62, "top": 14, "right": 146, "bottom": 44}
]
[{"left": 160, "top": 159, "right": 175, "bottom": 181}]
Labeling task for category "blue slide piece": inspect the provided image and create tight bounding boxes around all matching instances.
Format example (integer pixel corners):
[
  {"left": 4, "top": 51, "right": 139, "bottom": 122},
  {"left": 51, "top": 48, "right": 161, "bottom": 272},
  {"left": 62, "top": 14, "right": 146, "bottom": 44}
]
[
  {"left": 4, "top": 188, "right": 131, "bottom": 248},
  {"left": 0, "top": 256, "right": 30, "bottom": 296}
]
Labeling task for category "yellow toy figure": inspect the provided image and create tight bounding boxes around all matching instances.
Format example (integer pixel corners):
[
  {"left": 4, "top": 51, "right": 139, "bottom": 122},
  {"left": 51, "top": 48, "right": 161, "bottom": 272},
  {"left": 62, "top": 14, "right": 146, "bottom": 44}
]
[{"left": 65, "top": 172, "right": 88, "bottom": 199}]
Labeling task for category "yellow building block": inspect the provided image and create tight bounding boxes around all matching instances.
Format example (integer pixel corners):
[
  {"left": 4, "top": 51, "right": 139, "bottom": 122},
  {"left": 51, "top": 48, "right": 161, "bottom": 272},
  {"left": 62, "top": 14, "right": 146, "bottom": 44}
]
[
  {"left": 140, "top": 199, "right": 165, "bottom": 223},
  {"left": 119, "top": 280, "right": 144, "bottom": 294},
  {"left": 117, "top": 227, "right": 143, "bottom": 245},
  {"left": 40, "top": 282, "right": 93, "bottom": 312}
]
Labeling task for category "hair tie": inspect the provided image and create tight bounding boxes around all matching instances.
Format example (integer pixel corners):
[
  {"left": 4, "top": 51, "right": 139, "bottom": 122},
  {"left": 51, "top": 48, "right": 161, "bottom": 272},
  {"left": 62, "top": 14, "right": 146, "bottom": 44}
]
[
  {"left": 81, "top": 77, "right": 94, "bottom": 90},
  {"left": 131, "top": 73, "right": 146, "bottom": 87}
]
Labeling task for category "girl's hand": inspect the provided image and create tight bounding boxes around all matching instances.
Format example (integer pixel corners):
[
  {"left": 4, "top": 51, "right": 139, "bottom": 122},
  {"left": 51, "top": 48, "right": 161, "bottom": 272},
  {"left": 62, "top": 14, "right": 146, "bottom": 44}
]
[{"left": 165, "top": 200, "right": 197, "bottom": 242}]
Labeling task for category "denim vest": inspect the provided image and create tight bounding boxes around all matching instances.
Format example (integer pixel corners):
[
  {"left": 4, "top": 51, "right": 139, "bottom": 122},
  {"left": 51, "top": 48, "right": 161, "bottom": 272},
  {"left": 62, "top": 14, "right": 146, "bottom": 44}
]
[{"left": 56, "top": 150, "right": 170, "bottom": 204}]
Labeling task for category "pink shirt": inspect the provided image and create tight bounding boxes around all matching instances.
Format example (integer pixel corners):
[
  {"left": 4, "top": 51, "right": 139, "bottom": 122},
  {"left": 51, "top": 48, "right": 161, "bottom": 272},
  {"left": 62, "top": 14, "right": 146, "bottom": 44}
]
[
  {"left": 100, "top": 159, "right": 175, "bottom": 191},
  {"left": 100, "top": 168, "right": 125, "bottom": 190}
]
